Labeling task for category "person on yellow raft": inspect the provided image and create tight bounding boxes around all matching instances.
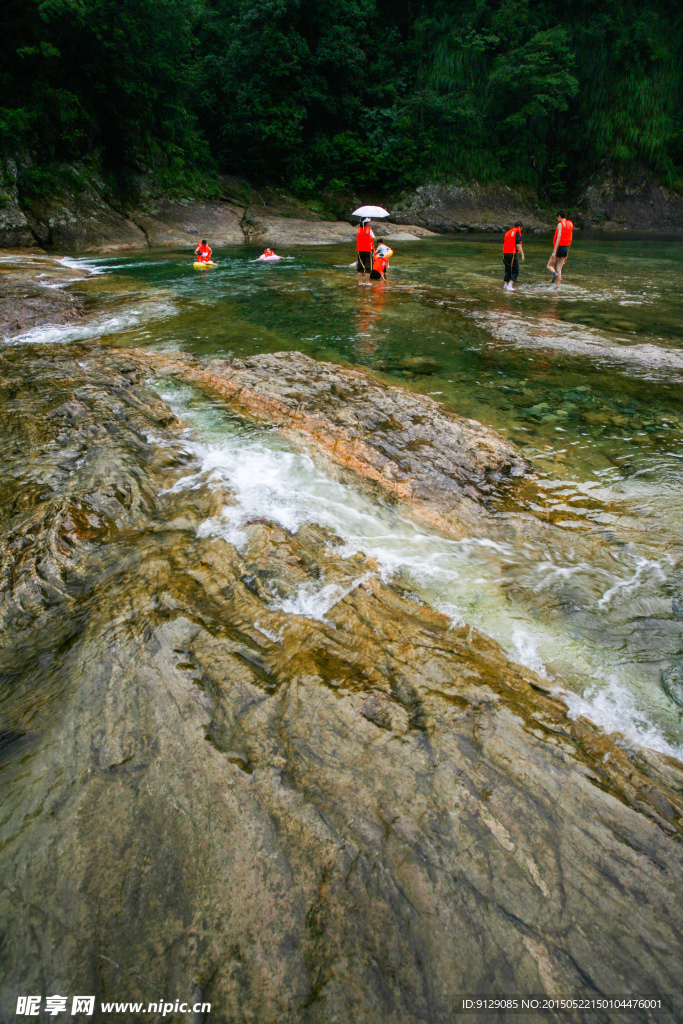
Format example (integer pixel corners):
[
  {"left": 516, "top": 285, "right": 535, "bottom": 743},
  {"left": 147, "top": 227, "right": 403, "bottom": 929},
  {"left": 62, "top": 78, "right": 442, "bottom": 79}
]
[{"left": 194, "top": 239, "right": 213, "bottom": 267}]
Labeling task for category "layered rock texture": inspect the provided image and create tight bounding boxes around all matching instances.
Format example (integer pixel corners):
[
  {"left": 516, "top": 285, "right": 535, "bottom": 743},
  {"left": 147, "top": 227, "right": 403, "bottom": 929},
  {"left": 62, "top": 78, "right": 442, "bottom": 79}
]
[
  {"left": 390, "top": 183, "right": 554, "bottom": 234},
  {"left": 134, "top": 349, "right": 530, "bottom": 539},
  {"left": 392, "top": 176, "right": 683, "bottom": 237},
  {"left": 0, "top": 344, "right": 682, "bottom": 1022},
  {"left": 0, "top": 252, "right": 88, "bottom": 337},
  {"left": 1, "top": 171, "right": 434, "bottom": 253},
  {"left": 4, "top": 159, "right": 683, "bottom": 252},
  {"left": 577, "top": 170, "right": 683, "bottom": 234},
  {"left": 0, "top": 160, "right": 35, "bottom": 247}
]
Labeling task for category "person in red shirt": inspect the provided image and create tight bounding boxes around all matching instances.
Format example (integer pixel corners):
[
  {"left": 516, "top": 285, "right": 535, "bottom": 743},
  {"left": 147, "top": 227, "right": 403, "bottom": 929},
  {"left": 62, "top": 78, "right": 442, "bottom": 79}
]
[
  {"left": 195, "top": 239, "right": 212, "bottom": 263},
  {"left": 548, "top": 211, "right": 573, "bottom": 287},
  {"left": 502, "top": 222, "right": 524, "bottom": 291},
  {"left": 356, "top": 218, "right": 375, "bottom": 285}
]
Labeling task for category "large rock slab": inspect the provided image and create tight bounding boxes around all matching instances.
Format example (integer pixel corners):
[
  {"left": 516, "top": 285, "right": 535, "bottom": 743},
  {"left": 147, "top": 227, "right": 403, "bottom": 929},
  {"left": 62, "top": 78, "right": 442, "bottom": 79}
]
[
  {"left": 130, "top": 197, "right": 245, "bottom": 248},
  {"left": 390, "top": 182, "right": 554, "bottom": 234},
  {"left": 0, "top": 160, "right": 36, "bottom": 247},
  {"left": 23, "top": 177, "right": 147, "bottom": 252},
  {"left": 577, "top": 170, "right": 683, "bottom": 235},
  {"left": 243, "top": 211, "right": 436, "bottom": 245},
  {"left": 0, "top": 346, "right": 682, "bottom": 1022},
  {"left": 0, "top": 254, "right": 88, "bottom": 338},
  {"left": 133, "top": 349, "right": 530, "bottom": 538}
]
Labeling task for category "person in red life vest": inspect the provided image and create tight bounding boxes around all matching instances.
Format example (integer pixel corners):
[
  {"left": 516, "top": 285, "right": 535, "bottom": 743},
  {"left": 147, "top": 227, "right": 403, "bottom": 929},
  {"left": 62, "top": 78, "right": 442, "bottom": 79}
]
[
  {"left": 502, "top": 222, "right": 524, "bottom": 291},
  {"left": 195, "top": 239, "right": 212, "bottom": 263},
  {"left": 356, "top": 218, "right": 375, "bottom": 285},
  {"left": 548, "top": 210, "right": 573, "bottom": 287},
  {"left": 370, "top": 241, "right": 391, "bottom": 281}
]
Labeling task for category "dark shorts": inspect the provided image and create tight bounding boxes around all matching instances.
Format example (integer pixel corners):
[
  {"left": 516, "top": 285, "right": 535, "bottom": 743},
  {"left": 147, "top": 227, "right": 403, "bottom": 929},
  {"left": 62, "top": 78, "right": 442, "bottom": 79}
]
[
  {"left": 369, "top": 268, "right": 383, "bottom": 280},
  {"left": 556, "top": 245, "right": 569, "bottom": 259},
  {"left": 503, "top": 253, "right": 519, "bottom": 282},
  {"left": 357, "top": 251, "right": 372, "bottom": 273}
]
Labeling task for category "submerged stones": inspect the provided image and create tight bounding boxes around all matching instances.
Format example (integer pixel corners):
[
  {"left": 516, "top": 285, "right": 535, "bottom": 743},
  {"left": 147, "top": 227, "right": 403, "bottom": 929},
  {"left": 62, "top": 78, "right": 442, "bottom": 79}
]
[
  {"left": 1, "top": 346, "right": 683, "bottom": 1020},
  {"left": 396, "top": 355, "right": 444, "bottom": 374}
]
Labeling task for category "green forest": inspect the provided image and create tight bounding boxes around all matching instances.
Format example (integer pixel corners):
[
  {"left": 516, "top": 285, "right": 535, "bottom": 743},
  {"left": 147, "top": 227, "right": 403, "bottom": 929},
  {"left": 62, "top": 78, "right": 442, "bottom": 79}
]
[{"left": 2, "top": 0, "right": 682, "bottom": 202}]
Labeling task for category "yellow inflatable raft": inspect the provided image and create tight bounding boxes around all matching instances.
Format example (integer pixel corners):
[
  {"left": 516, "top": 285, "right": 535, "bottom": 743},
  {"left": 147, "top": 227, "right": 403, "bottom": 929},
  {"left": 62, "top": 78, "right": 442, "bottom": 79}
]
[{"left": 193, "top": 260, "right": 216, "bottom": 269}]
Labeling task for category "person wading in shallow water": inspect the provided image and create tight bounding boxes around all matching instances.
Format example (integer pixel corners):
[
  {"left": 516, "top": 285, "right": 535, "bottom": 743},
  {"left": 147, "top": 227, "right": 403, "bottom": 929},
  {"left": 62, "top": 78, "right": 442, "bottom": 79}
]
[
  {"left": 548, "top": 210, "right": 573, "bottom": 287},
  {"left": 370, "top": 242, "right": 392, "bottom": 281},
  {"left": 356, "top": 218, "right": 375, "bottom": 285},
  {"left": 502, "top": 222, "right": 524, "bottom": 291},
  {"left": 195, "top": 239, "right": 212, "bottom": 263}
]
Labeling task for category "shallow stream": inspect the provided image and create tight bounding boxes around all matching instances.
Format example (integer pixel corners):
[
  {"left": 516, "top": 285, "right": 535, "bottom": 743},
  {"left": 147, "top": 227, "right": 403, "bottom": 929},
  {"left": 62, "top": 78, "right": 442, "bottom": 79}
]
[{"left": 8, "top": 236, "right": 683, "bottom": 757}]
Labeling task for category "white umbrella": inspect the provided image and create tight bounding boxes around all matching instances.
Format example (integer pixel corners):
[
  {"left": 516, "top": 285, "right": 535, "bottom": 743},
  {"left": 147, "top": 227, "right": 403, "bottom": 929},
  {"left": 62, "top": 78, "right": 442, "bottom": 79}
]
[{"left": 352, "top": 205, "right": 390, "bottom": 219}]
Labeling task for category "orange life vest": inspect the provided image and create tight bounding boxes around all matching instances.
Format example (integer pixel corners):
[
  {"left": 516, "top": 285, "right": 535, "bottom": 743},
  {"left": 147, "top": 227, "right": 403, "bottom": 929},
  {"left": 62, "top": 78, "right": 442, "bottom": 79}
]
[
  {"left": 372, "top": 254, "right": 388, "bottom": 274},
  {"left": 554, "top": 219, "right": 573, "bottom": 247},
  {"left": 356, "top": 225, "right": 374, "bottom": 252},
  {"left": 197, "top": 243, "right": 211, "bottom": 263},
  {"left": 503, "top": 227, "right": 521, "bottom": 254}
]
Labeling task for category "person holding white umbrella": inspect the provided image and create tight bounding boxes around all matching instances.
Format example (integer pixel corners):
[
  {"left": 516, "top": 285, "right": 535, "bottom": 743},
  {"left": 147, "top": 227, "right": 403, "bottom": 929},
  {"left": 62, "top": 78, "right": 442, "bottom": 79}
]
[
  {"left": 353, "top": 205, "right": 389, "bottom": 286},
  {"left": 356, "top": 218, "right": 375, "bottom": 285}
]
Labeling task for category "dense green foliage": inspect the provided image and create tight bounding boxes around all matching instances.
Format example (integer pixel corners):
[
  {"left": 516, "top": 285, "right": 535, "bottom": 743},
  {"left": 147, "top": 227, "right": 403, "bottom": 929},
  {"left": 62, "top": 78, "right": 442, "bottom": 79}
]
[{"left": 1, "top": 0, "right": 681, "bottom": 198}]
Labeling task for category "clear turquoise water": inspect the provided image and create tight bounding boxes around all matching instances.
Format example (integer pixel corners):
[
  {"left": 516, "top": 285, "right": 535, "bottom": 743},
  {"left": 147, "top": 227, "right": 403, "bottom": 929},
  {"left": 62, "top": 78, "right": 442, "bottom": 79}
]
[{"left": 11, "top": 238, "right": 683, "bottom": 755}]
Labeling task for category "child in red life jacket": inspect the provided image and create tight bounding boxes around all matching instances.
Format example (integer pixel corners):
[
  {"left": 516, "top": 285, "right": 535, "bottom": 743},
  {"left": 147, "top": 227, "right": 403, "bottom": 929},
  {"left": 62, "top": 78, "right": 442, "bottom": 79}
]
[
  {"left": 195, "top": 240, "right": 212, "bottom": 263},
  {"left": 370, "top": 242, "right": 392, "bottom": 281}
]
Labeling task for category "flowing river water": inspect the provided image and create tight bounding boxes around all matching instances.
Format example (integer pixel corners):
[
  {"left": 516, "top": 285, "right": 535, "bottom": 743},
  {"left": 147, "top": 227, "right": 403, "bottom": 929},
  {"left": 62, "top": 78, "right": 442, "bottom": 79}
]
[{"left": 7, "top": 236, "right": 683, "bottom": 760}]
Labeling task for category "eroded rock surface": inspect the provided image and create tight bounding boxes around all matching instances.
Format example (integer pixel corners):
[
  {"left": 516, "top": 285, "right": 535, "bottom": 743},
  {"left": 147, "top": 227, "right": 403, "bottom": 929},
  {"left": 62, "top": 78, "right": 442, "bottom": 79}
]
[
  {"left": 390, "top": 183, "right": 554, "bottom": 235},
  {"left": 0, "top": 160, "right": 35, "bottom": 247},
  {"left": 577, "top": 171, "right": 683, "bottom": 235},
  {"left": 0, "top": 254, "right": 88, "bottom": 338},
  {"left": 0, "top": 346, "right": 682, "bottom": 1022},
  {"left": 132, "top": 350, "right": 530, "bottom": 538},
  {"left": 130, "top": 197, "right": 245, "bottom": 248},
  {"left": 23, "top": 178, "right": 148, "bottom": 252}
]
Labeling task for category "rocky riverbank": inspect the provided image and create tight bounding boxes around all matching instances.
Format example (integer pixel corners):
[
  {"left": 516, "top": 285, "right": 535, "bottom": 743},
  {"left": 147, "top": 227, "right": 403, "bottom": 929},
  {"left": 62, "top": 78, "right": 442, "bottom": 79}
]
[
  {"left": 390, "top": 174, "right": 683, "bottom": 236},
  {"left": 0, "top": 251, "right": 88, "bottom": 337},
  {"left": 3, "top": 160, "right": 682, "bottom": 253},
  {"left": 0, "top": 163, "right": 434, "bottom": 253},
  {"left": 132, "top": 349, "right": 530, "bottom": 539},
  {"left": 1, "top": 341, "right": 682, "bottom": 1022}
]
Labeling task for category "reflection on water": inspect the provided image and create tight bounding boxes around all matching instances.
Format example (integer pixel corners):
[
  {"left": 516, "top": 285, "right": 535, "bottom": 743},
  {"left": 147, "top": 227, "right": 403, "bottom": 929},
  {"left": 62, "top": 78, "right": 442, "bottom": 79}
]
[{"left": 5, "top": 238, "right": 683, "bottom": 755}]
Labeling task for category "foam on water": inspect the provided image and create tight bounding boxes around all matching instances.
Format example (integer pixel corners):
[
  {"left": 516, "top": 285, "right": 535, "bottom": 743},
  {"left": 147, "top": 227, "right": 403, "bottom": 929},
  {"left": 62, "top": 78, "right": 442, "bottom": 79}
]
[
  {"left": 273, "top": 575, "right": 371, "bottom": 621},
  {"left": 57, "top": 256, "right": 108, "bottom": 276},
  {"left": 5, "top": 299, "right": 177, "bottom": 346},
  {"left": 159, "top": 382, "right": 683, "bottom": 760}
]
